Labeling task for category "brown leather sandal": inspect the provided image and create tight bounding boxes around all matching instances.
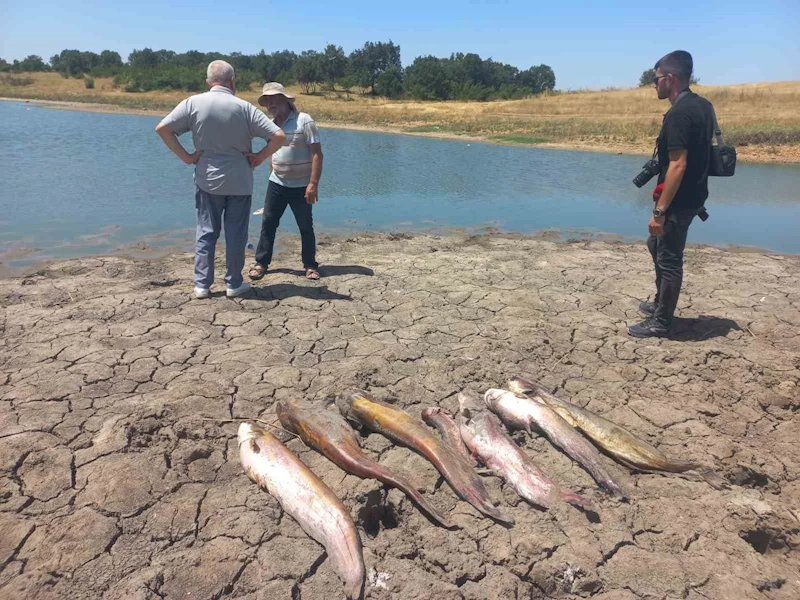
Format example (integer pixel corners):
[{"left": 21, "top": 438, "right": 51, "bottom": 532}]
[{"left": 248, "top": 264, "right": 267, "bottom": 280}]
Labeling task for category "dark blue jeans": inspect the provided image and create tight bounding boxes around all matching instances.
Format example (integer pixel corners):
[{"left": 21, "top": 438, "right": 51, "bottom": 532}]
[
  {"left": 254, "top": 180, "right": 318, "bottom": 269},
  {"left": 647, "top": 207, "right": 698, "bottom": 325}
]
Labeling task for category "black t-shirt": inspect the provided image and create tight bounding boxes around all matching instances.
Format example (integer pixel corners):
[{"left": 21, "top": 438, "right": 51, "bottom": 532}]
[{"left": 657, "top": 89, "right": 714, "bottom": 210}]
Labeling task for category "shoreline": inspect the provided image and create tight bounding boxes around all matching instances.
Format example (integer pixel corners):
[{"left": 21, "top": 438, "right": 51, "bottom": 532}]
[
  {"left": 0, "top": 229, "right": 789, "bottom": 281},
  {"left": 3, "top": 96, "right": 799, "bottom": 164}
]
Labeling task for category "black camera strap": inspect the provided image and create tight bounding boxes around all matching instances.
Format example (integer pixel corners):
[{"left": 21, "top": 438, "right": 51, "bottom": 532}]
[{"left": 709, "top": 105, "right": 725, "bottom": 147}]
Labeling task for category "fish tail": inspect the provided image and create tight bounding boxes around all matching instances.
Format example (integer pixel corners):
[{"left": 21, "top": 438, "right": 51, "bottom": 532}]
[
  {"left": 698, "top": 466, "right": 729, "bottom": 490},
  {"left": 377, "top": 469, "right": 456, "bottom": 529},
  {"left": 344, "top": 570, "right": 365, "bottom": 600},
  {"left": 478, "top": 498, "right": 514, "bottom": 524},
  {"left": 661, "top": 460, "right": 729, "bottom": 490},
  {"left": 448, "top": 466, "right": 514, "bottom": 524},
  {"left": 561, "top": 490, "right": 594, "bottom": 511},
  {"left": 462, "top": 480, "right": 514, "bottom": 523},
  {"left": 607, "top": 478, "right": 627, "bottom": 500}
]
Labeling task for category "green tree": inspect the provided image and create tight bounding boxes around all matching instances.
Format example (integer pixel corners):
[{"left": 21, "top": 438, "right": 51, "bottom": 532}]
[
  {"left": 375, "top": 65, "right": 403, "bottom": 98},
  {"left": 128, "top": 48, "right": 159, "bottom": 69},
  {"left": 348, "top": 41, "right": 401, "bottom": 94},
  {"left": 518, "top": 65, "right": 556, "bottom": 94},
  {"left": 322, "top": 44, "right": 346, "bottom": 90},
  {"left": 50, "top": 50, "right": 88, "bottom": 76},
  {"left": 293, "top": 51, "right": 324, "bottom": 94},
  {"left": 0, "top": 58, "right": 10, "bottom": 72},
  {"left": 639, "top": 68, "right": 656, "bottom": 87},
  {"left": 404, "top": 55, "right": 450, "bottom": 100},
  {"left": 16, "top": 55, "right": 49, "bottom": 72},
  {"left": 99, "top": 50, "right": 123, "bottom": 68},
  {"left": 268, "top": 50, "right": 298, "bottom": 84},
  {"left": 227, "top": 52, "right": 253, "bottom": 73}
]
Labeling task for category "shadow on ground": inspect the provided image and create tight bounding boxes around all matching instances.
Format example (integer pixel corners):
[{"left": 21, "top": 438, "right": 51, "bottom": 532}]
[
  {"left": 668, "top": 315, "right": 743, "bottom": 341},
  {"left": 267, "top": 264, "right": 375, "bottom": 278}
]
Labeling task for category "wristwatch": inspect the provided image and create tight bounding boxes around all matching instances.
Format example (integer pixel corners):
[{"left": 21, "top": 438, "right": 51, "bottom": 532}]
[{"left": 652, "top": 208, "right": 665, "bottom": 218}]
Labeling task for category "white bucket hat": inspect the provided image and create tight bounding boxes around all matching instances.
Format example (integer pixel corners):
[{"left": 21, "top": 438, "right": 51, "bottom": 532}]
[{"left": 258, "top": 82, "right": 295, "bottom": 106}]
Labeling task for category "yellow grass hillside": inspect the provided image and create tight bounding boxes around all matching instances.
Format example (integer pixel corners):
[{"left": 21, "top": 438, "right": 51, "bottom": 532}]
[{"left": 3, "top": 72, "right": 799, "bottom": 162}]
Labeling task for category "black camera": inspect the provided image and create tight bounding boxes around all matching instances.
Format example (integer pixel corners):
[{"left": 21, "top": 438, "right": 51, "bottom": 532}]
[{"left": 633, "top": 159, "right": 660, "bottom": 188}]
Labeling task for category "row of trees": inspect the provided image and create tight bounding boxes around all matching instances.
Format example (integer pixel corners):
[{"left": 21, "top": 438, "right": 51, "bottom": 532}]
[{"left": 0, "top": 42, "right": 557, "bottom": 100}]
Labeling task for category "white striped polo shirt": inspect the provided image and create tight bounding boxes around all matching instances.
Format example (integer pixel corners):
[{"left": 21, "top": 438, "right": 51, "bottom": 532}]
[{"left": 269, "top": 110, "right": 321, "bottom": 188}]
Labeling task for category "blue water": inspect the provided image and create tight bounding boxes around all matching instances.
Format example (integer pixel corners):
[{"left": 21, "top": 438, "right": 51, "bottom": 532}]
[{"left": 1, "top": 99, "right": 799, "bottom": 267}]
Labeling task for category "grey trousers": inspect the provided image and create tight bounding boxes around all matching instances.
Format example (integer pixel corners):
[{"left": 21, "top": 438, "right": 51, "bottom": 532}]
[{"left": 194, "top": 187, "right": 252, "bottom": 289}]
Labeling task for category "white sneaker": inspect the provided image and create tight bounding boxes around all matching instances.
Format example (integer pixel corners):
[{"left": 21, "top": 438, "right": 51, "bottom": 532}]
[
  {"left": 226, "top": 281, "right": 252, "bottom": 298},
  {"left": 194, "top": 286, "right": 210, "bottom": 299}
]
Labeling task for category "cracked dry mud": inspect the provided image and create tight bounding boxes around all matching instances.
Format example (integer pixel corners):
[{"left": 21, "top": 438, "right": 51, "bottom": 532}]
[{"left": 0, "top": 232, "right": 798, "bottom": 600}]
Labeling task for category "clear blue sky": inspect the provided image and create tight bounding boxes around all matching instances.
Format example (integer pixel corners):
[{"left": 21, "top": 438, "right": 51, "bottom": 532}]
[{"left": 2, "top": 0, "right": 798, "bottom": 89}]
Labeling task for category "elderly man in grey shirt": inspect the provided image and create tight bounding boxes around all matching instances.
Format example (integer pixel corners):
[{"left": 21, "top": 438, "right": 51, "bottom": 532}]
[{"left": 156, "top": 60, "right": 284, "bottom": 299}]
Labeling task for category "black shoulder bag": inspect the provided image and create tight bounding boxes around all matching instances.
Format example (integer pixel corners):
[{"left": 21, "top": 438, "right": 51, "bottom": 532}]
[{"left": 709, "top": 105, "right": 736, "bottom": 177}]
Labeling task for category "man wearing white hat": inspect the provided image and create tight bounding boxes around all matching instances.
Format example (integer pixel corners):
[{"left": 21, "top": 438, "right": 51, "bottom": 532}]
[{"left": 247, "top": 82, "right": 324, "bottom": 281}]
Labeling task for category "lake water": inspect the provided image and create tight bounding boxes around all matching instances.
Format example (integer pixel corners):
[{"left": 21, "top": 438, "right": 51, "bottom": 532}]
[{"left": 2, "top": 99, "right": 800, "bottom": 267}]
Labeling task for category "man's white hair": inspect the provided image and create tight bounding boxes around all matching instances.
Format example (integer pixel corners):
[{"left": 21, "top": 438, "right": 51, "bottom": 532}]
[{"left": 206, "top": 60, "right": 235, "bottom": 85}]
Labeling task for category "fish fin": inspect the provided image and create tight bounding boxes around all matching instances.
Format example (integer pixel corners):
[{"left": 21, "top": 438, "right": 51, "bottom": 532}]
[{"left": 698, "top": 466, "right": 729, "bottom": 490}]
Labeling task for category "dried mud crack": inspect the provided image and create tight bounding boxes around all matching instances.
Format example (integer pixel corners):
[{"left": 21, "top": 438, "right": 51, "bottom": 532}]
[{"left": 1, "top": 232, "right": 798, "bottom": 599}]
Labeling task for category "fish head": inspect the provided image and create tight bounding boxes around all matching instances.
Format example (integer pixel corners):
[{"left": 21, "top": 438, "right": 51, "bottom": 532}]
[
  {"left": 483, "top": 388, "right": 509, "bottom": 410},
  {"left": 336, "top": 390, "right": 373, "bottom": 428},
  {"left": 237, "top": 422, "right": 269, "bottom": 446},
  {"left": 274, "top": 400, "right": 291, "bottom": 425},
  {"left": 457, "top": 391, "right": 484, "bottom": 421},
  {"left": 508, "top": 375, "right": 547, "bottom": 398},
  {"left": 507, "top": 377, "right": 530, "bottom": 396},
  {"left": 275, "top": 398, "right": 313, "bottom": 433}
]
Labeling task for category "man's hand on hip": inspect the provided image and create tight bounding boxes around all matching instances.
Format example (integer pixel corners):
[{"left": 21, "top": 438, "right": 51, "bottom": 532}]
[
  {"left": 649, "top": 215, "right": 665, "bottom": 237},
  {"left": 183, "top": 150, "right": 202, "bottom": 165},
  {"left": 305, "top": 183, "right": 318, "bottom": 204},
  {"left": 243, "top": 152, "right": 266, "bottom": 168}
]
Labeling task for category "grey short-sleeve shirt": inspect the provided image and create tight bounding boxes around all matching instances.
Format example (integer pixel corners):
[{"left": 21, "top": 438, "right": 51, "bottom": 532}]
[{"left": 160, "top": 86, "right": 281, "bottom": 196}]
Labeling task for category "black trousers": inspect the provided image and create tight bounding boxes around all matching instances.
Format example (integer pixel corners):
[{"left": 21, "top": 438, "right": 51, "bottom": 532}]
[
  {"left": 254, "top": 180, "right": 318, "bottom": 269},
  {"left": 646, "top": 207, "right": 697, "bottom": 325}
]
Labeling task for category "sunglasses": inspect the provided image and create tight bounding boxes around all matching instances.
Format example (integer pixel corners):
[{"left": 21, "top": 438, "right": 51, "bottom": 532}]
[{"left": 653, "top": 74, "right": 670, "bottom": 85}]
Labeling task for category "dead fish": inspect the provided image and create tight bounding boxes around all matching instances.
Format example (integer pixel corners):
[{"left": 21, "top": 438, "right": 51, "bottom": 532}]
[
  {"left": 276, "top": 398, "right": 454, "bottom": 529},
  {"left": 421, "top": 406, "right": 471, "bottom": 461},
  {"left": 455, "top": 392, "right": 593, "bottom": 511},
  {"left": 508, "top": 375, "right": 726, "bottom": 489},
  {"left": 337, "top": 390, "right": 513, "bottom": 524},
  {"left": 485, "top": 388, "right": 627, "bottom": 499},
  {"left": 238, "top": 422, "right": 365, "bottom": 599}
]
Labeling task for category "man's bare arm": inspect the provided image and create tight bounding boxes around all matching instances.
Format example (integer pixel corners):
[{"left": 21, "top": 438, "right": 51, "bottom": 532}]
[
  {"left": 155, "top": 122, "right": 201, "bottom": 165},
  {"left": 305, "top": 143, "right": 323, "bottom": 204},
  {"left": 656, "top": 149, "right": 688, "bottom": 213},
  {"left": 649, "top": 149, "right": 688, "bottom": 236},
  {"left": 244, "top": 131, "right": 286, "bottom": 168}
]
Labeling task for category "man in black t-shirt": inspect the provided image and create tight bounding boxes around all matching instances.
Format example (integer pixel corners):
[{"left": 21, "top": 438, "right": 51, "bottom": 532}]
[{"left": 628, "top": 50, "right": 714, "bottom": 338}]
